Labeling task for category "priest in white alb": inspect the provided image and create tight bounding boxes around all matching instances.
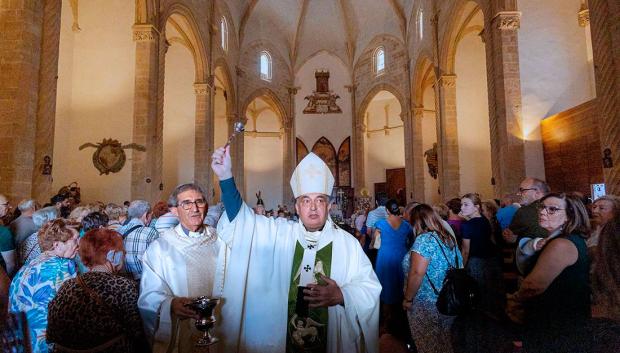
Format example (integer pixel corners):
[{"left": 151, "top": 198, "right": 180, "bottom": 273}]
[
  {"left": 138, "top": 183, "right": 227, "bottom": 353},
  {"left": 212, "top": 145, "right": 380, "bottom": 353}
]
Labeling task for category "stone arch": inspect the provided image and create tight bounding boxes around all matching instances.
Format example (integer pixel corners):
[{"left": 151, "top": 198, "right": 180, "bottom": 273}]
[
  {"left": 440, "top": 1, "right": 485, "bottom": 74},
  {"left": 357, "top": 83, "right": 406, "bottom": 123},
  {"left": 160, "top": 4, "right": 208, "bottom": 82},
  {"left": 214, "top": 58, "right": 236, "bottom": 114},
  {"left": 241, "top": 88, "right": 288, "bottom": 127},
  {"left": 412, "top": 53, "right": 436, "bottom": 104},
  {"left": 354, "top": 33, "right": 406, "bottom": 70}
]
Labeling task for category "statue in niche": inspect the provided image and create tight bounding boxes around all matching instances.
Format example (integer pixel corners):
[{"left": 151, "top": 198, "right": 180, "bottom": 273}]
[
  {"left": 303, "top": 70, "right": 342, "bottom": 114},
  {"left": 603, "top": 148, "right": 613, "bottom": 168},
  {"left": 424, "top": 143, "right": 438, "bottom": 179},
  {"left": 79, "top": 138, "right": 146, "bottom": 175}
]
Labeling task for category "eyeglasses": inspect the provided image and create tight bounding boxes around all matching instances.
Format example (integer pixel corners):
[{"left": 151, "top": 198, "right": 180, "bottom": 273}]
[
  {"left": 178, "top": 199, "right": 207, "bottom": 210},
  {"left": 539, "top": 205, "right": 565, "bottom": 215},
  {"left": 518, "top": 187, "right": 537, "bottom": 193}
]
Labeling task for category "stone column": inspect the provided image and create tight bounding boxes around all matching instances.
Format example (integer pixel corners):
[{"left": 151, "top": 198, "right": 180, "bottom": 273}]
[
  {"left": 410, "top": 106, "right": 426, "bottom": 202},
  {"left": 484, "top": 11, "right": 526, "bottom": 197},
  {"left": 0, "top": 0, "right": 51, "bottom": 202},
  {"left": 435, "top": 74, "right": 460, "bottom": 199},
  {"left": 131, "top": 24, "right": 161, "bottom": 203},
  {"left": 589, "top": 0, "right": 620, "bottom": 194},
  {"left": 32, "top": 0, "right": 62, "bottom": 201},
  {"left": 283, "top": 87, "right": 298, "bottom": 206},
  {"left": 349, "top": 84, "right": 365, "bottom": 194},
  {"left": 227, "top": 113, "right": 245, "bottom": 196},
  {"left": 194, "top": 82, "right": 213, "bottom": 199}
]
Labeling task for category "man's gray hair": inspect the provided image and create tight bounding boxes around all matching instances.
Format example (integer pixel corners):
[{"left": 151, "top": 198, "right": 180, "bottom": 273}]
[
  {"left": 168, "top": 183, "right": 207, "bottom": 207},
  {"left": 32, "top": 206, "right": 58, "bottom": 228},
  {"left": 127, "top": 200, "right": 151, "bottom": 219},
  {"left": 530, "top": 177, "right": 550, "bottom": 194},
  {"left": 18, "top": 199, "right": 36, "bottom": 212}
]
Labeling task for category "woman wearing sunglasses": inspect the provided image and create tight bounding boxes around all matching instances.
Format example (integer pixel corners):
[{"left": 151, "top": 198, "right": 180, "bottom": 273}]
[{"left": 507, "top": 192, "right": 591, "bottom": 352}]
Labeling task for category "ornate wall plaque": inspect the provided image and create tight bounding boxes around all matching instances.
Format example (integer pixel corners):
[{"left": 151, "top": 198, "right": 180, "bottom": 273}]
[
  {"left": 79, "top": 138, "right": 146, "bottom": 175},
  {"left": 303, "top": 70, "right": 342, "bottom": 114}
]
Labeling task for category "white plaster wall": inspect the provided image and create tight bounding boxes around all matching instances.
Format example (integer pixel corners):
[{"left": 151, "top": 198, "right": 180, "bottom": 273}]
[
  {"left": 244, "top": 108, "right": 283, "bottom": 211},
  {"left": 162, "top": 44, "right": 195, "bottom": 199},
  {"left": 422, "top": 87, "right": 440, "bottom": 204},
  {"left": 363, "top": 94, "right": 405, "bottom": 198},
  {"left": 53, "top": 0, "right": 135, "bottom": 204},
  {"left": 455, "top": 32, "right": 493, "bottom": 199},
  {"left": 519, "top": 0, "right": 596, "bottom": 179},
  {"left": 295, "top": 52, "right": 352, "bottom": 165}
]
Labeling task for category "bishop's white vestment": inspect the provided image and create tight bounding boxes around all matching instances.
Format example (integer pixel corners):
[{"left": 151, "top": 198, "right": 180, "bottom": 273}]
[
  {"left": 138, "top": 224, "right": 228, "bottom": 353},
  {"left": 216, "top": 202, "right": 381, "bottom": 353}
]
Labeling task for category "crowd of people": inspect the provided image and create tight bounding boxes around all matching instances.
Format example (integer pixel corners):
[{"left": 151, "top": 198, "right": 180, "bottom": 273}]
[
  {"left": 0, "top": 159, "right": 618, "bottom": 353},
  {"left": 347, "top": 177, "right": 620, "bottom": 352}
]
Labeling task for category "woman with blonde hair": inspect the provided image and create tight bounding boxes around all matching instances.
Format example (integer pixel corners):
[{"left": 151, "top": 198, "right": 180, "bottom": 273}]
[
  {"left": 460, "top": 193, "right": 503, "bottom": 318},
  {"left": 402, "top": 204, "right": 461, "bottom": 353}
]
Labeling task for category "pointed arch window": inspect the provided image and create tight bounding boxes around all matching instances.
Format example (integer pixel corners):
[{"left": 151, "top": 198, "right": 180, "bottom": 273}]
[
  {"left": 220, "top": 16, "right": 228, "bottom": 52},
  {"left": 259, "top": 50, "right": 272, "bottom": 81},
  {"left": 373, "top": 46, "right": 386, "bottom": 76},
  {"left": 417, "top": 9, "right": 424, "bottom": 40}
]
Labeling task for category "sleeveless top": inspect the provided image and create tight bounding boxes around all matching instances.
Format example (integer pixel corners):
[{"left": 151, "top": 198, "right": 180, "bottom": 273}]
[{"left": 527, "top": 233, "right": 591, "bottom": 327}]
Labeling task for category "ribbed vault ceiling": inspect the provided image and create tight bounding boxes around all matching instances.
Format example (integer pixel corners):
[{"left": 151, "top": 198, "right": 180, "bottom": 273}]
[{"left": 225, "top": 0, "right": 416, "bottom": 71}]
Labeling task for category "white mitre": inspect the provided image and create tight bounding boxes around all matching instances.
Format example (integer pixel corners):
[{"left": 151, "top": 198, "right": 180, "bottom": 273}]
[{"left": 290, "top": 153, "right": 335, "bottom": 198}]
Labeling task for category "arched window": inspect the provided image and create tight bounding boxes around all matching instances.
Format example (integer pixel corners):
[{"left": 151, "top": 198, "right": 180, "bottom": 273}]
[
  {"left": 373, "top": 46, "right": 385, "bottom": 76},
  {"left": 259, "top": 50, "right": 272, "bottom": 81},
  {"left": 417, "top": 9, "right": 424, "bottom": 40},
  {"left": 220, "top": 16, "right": 228, "bottom": 52}
]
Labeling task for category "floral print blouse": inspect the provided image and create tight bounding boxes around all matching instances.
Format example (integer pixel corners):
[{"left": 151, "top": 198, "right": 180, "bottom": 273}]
[{"left": 9, "top": 254, "right": 77, "bottom": 353}]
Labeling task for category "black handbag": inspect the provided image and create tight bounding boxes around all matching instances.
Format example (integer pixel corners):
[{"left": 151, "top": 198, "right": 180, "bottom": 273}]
[{"left": 425, "top": 234, "right": 478, "bottom": 316}]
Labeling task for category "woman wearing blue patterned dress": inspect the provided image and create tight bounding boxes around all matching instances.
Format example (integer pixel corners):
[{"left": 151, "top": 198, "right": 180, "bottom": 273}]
[
  {"left": 402, "top": 204, "right": 462, "bottom": 353},
  {"left": 373, "top": 199, "right": 412, "bottom": 334},
  {"left": 9, "top": 219, "right": 79, "bottom": 353}
]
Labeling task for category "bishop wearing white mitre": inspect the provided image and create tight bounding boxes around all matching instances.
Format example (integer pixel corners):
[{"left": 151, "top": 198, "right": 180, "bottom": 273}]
[{"left": 212, "top": 145, "right": 380, "bottom": 353}]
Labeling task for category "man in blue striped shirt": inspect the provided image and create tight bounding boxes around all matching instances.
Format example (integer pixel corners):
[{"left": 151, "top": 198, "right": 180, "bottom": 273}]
[{"left": 118, "top": 200, "right": 159, "bottom": 280}]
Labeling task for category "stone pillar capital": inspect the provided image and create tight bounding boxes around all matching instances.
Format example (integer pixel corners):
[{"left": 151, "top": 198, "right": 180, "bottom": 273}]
[
  {"left": 439, "top": 74, "right": 457, "bottom": 88},
  {"left": 578, "top": 2, "right": 589, "bottom": 27},
  {"left": 193, "top": 83, "right": 210, "bottom": 96},
  {"left": 493, "top": 11, "right": 521, "bottom": 31},
  {"left": 287, "top": 86, "right": 300, "bottom": 95},
  {"left": 132, "top": 24, "right": 159, "bottom": 42},
  {"left": 412, "top": 106, "right": 425, "bottom": 118}
]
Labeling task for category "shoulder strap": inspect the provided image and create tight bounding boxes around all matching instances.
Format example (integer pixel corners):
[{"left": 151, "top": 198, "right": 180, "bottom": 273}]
[
  {"left": 122, "top": 225, "right": 142, "bottom": 238},
  {"left": 76, "top": 274, "right": 125, "bottom": 329},
  {"left": 425, "top": 273, "right": 440, "bottom": 295},
  {"left": 428, "top": 232, "right": 456, "bottom": 269}
]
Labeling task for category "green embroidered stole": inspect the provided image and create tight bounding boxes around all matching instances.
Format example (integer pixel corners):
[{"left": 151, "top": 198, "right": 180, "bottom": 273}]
[{"left": 286, "top": 241, "right": 333, "bottom": 353}]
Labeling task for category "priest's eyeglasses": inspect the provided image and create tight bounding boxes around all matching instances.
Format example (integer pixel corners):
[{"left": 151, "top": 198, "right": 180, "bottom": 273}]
[{"left": 179, "top": 199, "right": 207, "bottom": 210}]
